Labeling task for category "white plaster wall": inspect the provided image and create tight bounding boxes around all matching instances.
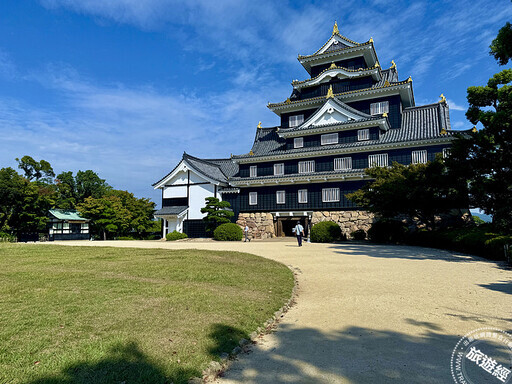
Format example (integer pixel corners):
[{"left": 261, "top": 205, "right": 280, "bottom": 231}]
[
  {"left": 189, "top": 184, "right": 215, "bottom": 219},
  {"left": 163, "top": 185, "right": 187, "bottom": 198}
]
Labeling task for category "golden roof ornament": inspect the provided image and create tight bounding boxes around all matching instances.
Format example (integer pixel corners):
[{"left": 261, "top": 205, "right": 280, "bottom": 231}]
[
  {"left": 249, "top": 150, "right": 254, "bottom": 156},
  {"left": 472, "top": 126, "right": 477, "bottom": 133},
  {"left": 329, "top": 62, "right": 337, "bottom": 69},
  {"left": 440, "top": 128, "right": 447, "bottom": 135},
  {"left": 439, "top": 93, "right": 446, "bottom": 103},
  {"left": 384, "top": 80, "right": 390, "bottom": 86},
  {"left": 391, "top": 60, "right": 396, "bottom": 68},
  {"left": 382, "top": 112, "right": 388, "bottom": 118},
  {"left": 333, "top": 21, "right": 340, "bottom": 35},
  {"left": 369, "top": 37, "right": 373, "bottom": 43},
  {"left": 257, "top": 121, "right": 262, "bottom": 128},
  {"left": 326, "top": 85, "right": 334, "bottom": 99},
  {"left": 285, "top": 98, "right": 291, "bottom": 104},
  {"left": 375, "top": 62, "right": 380, "bottom": 68},
  {"left": 407, "top": 76, "right": 412, "bottom": 83}
]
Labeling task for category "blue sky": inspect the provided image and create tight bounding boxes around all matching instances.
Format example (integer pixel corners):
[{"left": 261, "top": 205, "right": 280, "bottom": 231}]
[{"left": 1, "top": 0, "right": 511, "bottom": 205}]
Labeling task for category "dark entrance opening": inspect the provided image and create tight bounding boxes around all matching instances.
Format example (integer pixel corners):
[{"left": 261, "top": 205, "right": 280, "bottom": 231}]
[{"left": 277, "top": 217, "right": 309, "bottom": 237}]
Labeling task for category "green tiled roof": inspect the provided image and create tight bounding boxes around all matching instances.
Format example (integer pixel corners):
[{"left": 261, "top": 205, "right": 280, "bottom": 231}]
[{"left": 49, "top": 209, "right": 88, "bottom": 221}]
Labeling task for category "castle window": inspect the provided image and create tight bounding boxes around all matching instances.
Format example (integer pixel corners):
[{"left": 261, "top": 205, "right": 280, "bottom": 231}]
[
  {"left": 298, "top": 189, "right": 308, "bottom": 204},
  {"left": 412, "top": 150, "right": 428, "bottom": 164},
  {"left": 274, "top": 163, "right": 284, "bottom": 176},
  {"left": 334, "top": 157, "right": 352, "bottom": 171},
  {"left": 442, "top": 148, "right": 451, "bottom": 159},
  {"left": 368, "top": 153, "right": 388, "bottom": 168},
  {"left": 294, "top": 137, "right": 304, "bottom": 148},
  {"left": 249, "top": 192, "right": 257, "bottom": 205},
  {"left": 249, "top": 165, "right": 257, "bottom": 177},
  {"left": 299, "top": 160, "right": 315, "bottom": 173},
  {"left": 276, "top": 191, "right": 285, "bottom": 204},
  {"left": 289, "top": 114, "right": 304, "bottom": 127},
  {"left": 322, "top": 188, "right": 340, "bottom": 202},
  {"left": 321, "top": 133, "right": 338, "bottom": 145},
  {"left": 358, "top": 129, "right": 370, "bottom": 141},
  {"left": 370, "top": 101, "right": 389, "bottom": 115}
]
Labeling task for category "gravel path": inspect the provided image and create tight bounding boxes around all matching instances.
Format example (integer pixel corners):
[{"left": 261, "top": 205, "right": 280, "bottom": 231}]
[{"left": 54, "top": 239, "right": 511, "bottom": 383}]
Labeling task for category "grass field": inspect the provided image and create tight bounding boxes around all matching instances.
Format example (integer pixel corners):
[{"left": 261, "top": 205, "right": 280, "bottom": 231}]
[{"left": 0, "top": 244, "right": 294, "bottom": 384}]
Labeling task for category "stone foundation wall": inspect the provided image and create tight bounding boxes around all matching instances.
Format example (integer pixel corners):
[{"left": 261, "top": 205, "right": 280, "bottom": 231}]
[
  {"left": 311, "top": 210, "right": 374, "bottom": 239},
  {"left": 236, "top": 212, "right": 275, "bottom": 240},
  {"left": 237, "top": 210, "right": 374, "bottom": 240}
]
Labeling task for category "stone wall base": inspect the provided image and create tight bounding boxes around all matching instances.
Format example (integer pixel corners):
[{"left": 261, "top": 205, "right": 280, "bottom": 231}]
[
  {"left": 236, "top": 212, "right": 275, "bottom": 240},
  {"left": 236, "top": 210, "right": 374, "bottom": 240},
  {"left": 311, "top": 210, "right": 374, "bottom": 239}
]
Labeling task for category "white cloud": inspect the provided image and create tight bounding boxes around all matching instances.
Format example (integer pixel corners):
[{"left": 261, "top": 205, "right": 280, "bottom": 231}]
[{"left": 446, "top": 99, "right": 466, "bottom": 111}]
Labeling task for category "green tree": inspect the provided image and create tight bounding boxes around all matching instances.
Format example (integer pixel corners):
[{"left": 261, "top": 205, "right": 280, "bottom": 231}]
[
  {"left": 347, "top": 159, "right": 467, "bottom": 230},
  {"left": 0, "top": 167, "right": 28, "bottom": 231},
  {"left": 55, "top": 170, "right": 110, "bottom": 209},
  {"left": 15, "top": 155, "right": 55, "bottom": 182},
  {"left": 77, "top": 190, "right": 155, "bottom": 240},
  {"left": 200, "top": 197, "right": 234, "bottom": 234},
  {"left": 449, "top": 21, "right": 512, "bottom": 232}
]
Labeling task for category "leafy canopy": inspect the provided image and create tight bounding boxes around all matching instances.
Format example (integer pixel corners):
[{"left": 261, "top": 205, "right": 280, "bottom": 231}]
[{"left": 200, "top": 197, "right": 234, "bottom": 234}]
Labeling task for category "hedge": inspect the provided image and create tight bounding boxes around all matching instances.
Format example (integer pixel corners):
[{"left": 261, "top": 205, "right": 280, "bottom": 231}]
[
  {"left": 166, "top": 231, "right": 188, "bottom": 241},
  {"left": 310, "top": 221, "right": 344, "bottom": 243},
  {"left": 213, "top": 223, "right": 243, "bottom": 241}
]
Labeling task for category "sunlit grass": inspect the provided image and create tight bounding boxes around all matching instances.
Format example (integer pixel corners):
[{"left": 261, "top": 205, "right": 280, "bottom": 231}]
[{"left": 0, "top": 244, "right": 294, "bottom": 384}]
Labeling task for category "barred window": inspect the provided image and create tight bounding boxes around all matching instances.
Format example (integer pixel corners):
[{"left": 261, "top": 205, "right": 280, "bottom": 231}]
[
  {"left": 321, "top": 133, "right": 338, "bottom": 145},
  {"left": 368, "top": 153, "right": 388, "bottom": 168},
  {"left": 412, "top": 150, "right": 428, "bottom": 164},
  {"left": 322, "top": 188, "right": 340, "bottom": 202},
  {"left": 442, "top": 148, "right": 451, "bottom": 159},
  {"left": 298, "top": 160, "right": 315, "bottom": 173},
  {"left": 357, "top": 129, "right": 370, "bottom": 141},
  {"left": 289, "top": 114, "right": 304, "bottom": 127},
  {"left": 249, "top": 165, "right": 257, "bottom": 177},
  {"left": 274, "top": 163, "right": 284, "bottom": 176},
  {"left": 370, "top": 101, "right": 389, "bottom": 115},
  {"left": 298, "top": 189, "right": 308, "bottom": 204},
  {"left": 276, "top": 190, "right": 285, "bottom": 204},
  {"left": 249, "top": 192, "right": 257, "bottom": 205},
  {"left": 334, "top": 157, "right": 352, "bottom": 171},
  {"left": 294, "top": 137, "right": 304, "bottom": 148}
]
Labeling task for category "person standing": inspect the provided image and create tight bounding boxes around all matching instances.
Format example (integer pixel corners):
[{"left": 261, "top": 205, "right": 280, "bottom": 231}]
[
  {"left": 244, "top": 224, "right": 250, "bottom": 242},
  {"left": 293, "top": 221, "right": 305, "bottom": 247}
]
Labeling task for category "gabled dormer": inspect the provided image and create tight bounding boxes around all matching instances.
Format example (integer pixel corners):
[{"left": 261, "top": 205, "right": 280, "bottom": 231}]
[{"left": 298, "top": 22, "right": 379, "bottom": 76}]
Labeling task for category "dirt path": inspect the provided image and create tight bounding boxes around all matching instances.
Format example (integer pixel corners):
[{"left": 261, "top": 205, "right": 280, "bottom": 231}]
[{"left": 54, "top": 239, "right": 511, "bottom": 383}]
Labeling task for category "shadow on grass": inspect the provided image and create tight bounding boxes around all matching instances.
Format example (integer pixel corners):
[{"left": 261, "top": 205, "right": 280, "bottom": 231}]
[
  {"left": 208, "top": 323, "right": 250, "bottom": 357},
  {"left": 27, "top": 342, "right": 198, "bottom": 384}
]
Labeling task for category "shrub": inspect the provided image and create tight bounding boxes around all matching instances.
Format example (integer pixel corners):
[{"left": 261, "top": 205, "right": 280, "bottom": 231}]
[
  {"left": 310, "top": 221, "right": 343, "bottom": 243},
  {"left": 117, "top": 236, "right": 135, "bottom": 240},
  {"left": 213, "top": 223, "right": 243, "bottom": 241},
  {"left": 368, "top": 219, "right": 409, "bottom": 243},
  {"left": 351, "top": 229, "right": 367, "bottom": 241},
  {"left": 166, "top": 231, "right": 188, "bottom": 241},
  {"left": 0, "top": 232, "right": 16, "bottom": 243}
]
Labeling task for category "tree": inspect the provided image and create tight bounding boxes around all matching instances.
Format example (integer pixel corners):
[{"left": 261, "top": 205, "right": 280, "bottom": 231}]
[
  {"left": 448, "top": 21, "right": 512, "bottom": 232},
  {"left": 0, "top": 167, "right": 28, "bottom": 231},
  {"left": 77, "top": 190, "right": 155, "bottom": 240},
  {"left": 346, "top": 159, "right": 467, "bottom": 230},
  {"left": 55, "top": 170, "right": 111, "bottom": 209},
  {"left": 15, "top": 155, "right": 55, "bottom": 182},
  {"left": 200, "top": 197, "right": 234, "bottom": 234},
  {"left": 490, "top": 22, "right": 512, "bottom": 65}
]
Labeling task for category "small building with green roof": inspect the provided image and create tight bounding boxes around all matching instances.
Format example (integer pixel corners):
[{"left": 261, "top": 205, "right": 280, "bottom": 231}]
[{"left": 48, "top": 209, "right": 90, "bottom": 241}]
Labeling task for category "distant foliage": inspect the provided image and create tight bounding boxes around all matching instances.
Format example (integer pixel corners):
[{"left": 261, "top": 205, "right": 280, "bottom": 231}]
[
  {"left": 213, "top": 223, "right": 243, "bottom": 241},
  {"left": 310, "top": 221, "right": 343, "bottom": 243},
  {"left": 350, "top": 229, "right": 367, "bottom": 241},
  {"left": 367, "top": 219, "right": 409, "bottom": 243},
  {"left": 166, "top": 231, "right": 188, "bottom": 241},
  {"left": 0, "top": 232, "right": 16, "bottom": 243}
]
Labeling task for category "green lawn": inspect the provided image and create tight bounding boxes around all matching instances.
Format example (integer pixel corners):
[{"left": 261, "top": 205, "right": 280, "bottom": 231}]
[{"left": 0, "top": 244, "right": 294, "bottom": 384}]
